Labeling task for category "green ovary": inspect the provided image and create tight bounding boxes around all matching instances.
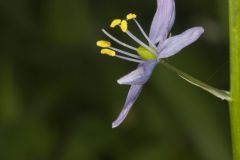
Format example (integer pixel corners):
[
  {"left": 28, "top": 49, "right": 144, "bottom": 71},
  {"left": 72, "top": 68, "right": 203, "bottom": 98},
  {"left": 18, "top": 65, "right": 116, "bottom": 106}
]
[{"left": 136, "top": 46, "right": 157, "bottom": 60}]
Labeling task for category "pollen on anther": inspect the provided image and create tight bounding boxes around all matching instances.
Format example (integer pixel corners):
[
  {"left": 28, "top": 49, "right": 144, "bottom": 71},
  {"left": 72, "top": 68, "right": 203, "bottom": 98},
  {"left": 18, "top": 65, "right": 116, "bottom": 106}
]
[
  {"left": 97, "top": 40, "right": 111, "bottom": 47},
  {"left": 126, "top": 13, "right": 137, "bottom": 20},
  {"left": 120, "top": 20, "right": 128, "bottom": 32},
  {"left": 101, "top": 49, "right": 116, "bottom": 56},
  {"left": 110, "top": 19, "right": 122, "bottom": 28}
]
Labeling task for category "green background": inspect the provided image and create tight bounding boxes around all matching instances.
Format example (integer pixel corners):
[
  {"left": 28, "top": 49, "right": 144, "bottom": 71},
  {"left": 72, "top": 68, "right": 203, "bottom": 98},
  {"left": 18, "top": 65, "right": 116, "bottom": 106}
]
[{"left": 0, "top": 0, "right": 231, "bottom": 159}]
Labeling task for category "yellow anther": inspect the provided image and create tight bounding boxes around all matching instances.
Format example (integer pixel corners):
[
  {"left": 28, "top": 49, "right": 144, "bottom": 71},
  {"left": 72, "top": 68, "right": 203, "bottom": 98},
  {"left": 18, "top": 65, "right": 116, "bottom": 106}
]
[
  {"left": 126, "top": 13, "right": 137, "bottom": 20},
  {"left": 96, "top": 40, "right": 111, "bottom": 47},
  {"left": 101, "top": 49, "right": 116, "bottom": 56},
  {"left": 110, "top": 19, "right": 122, "bottom": 28},
  {"left": 120, "top": 20, "right": 128, "bottom": 32}
]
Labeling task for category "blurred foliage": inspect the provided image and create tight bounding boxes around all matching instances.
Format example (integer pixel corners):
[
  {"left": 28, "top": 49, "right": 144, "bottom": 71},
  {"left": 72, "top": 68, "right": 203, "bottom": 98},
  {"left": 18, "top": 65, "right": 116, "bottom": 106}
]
[{"left": 0, "top": 0, "right": 231, "bottom": 160}]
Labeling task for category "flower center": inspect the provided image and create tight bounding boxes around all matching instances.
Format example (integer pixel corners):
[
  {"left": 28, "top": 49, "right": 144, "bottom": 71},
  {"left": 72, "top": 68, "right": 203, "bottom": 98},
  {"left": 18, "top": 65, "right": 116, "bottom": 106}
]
[
  {"left": 96, "top": 13, "right": 158, "bottom": 63},
  {"left": 136, "top": 46, "right": 157, "bottom": 60}
]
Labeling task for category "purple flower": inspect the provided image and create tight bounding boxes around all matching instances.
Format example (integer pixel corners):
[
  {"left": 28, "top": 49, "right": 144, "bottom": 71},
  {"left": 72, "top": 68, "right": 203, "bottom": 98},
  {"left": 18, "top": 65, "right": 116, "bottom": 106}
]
[{"left": 97, "top": 0, "right": 204, "bottom": 128}]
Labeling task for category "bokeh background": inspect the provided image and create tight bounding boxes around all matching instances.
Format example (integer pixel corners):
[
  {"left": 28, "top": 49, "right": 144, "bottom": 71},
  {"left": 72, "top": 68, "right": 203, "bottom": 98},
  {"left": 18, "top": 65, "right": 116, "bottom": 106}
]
[{"left": 0, "top": 0, "right": 231, "bottom": 160}]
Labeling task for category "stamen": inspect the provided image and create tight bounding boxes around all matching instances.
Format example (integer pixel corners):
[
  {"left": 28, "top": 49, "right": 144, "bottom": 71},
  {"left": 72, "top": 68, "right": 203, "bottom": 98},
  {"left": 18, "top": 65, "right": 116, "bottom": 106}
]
[
  {"left": 101, "top": 49, "right": 116, "bottom": 56},
  {"left": 109, "top": 47, "right": 142, "bottom": 59},
  {"left": 125, "top": 30, "right": 158, "bottom": 56},
  {"left": 110, "top": 19, "right": 122, "bottom": 28},
  {"left": 120, "top": 20, "right": 128, "bottom": 32},
  {"left": 133, "top": 19, "right": 158, "bottom": 51},
  {"left": 101, "top": 47, "right": 143, "bottom": 63},
  {"left": 102, "top": 29, "right": 137, "bottom": 51},
  {"left": 97, "top": 40, "right": 111, "bottom": 47},
  {"left": 126, "top": 13, "right": 137, "bottom": 20},
  {"left": 115, "top": 55, "right": 144, "bottom": 63}
]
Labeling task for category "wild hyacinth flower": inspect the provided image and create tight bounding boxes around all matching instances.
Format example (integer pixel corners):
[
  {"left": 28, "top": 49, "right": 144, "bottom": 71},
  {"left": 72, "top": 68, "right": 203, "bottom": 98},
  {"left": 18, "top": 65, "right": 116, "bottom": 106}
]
[{"left": 97, "top": 0, "right": 204, "bottom": 128}]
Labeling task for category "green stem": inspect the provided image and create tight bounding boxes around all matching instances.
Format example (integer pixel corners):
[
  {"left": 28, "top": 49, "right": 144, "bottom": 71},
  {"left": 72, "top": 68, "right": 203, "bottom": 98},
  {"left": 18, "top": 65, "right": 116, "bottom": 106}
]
[
  {"left": 160, "top": 60, "right": 230, "bottom": 101},
  {"left": 229, "top": 0, "right": 240, "bottom": 159}
]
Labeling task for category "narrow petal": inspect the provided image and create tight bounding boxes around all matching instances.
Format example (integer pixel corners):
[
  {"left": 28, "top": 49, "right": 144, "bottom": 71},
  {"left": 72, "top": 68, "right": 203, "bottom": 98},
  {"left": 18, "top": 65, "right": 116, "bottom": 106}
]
[
  {"left": 112, "top": 85, "right": 143, "bottom": 128},
  {"left": 117, "top": 60, "right": 157, "bottom": 85},
  {"left": 158, "top": 27, "right": 204, "bottom": 59},
  {"left": 149, "top": 0, "right": 175, "bottom": 44}
]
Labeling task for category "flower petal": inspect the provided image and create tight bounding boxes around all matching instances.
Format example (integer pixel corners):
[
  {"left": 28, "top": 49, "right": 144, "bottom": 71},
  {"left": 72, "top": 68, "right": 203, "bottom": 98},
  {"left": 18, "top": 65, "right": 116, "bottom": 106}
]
[
  {"left": 149, "top": 0, "right": 175, "bottom": 44},
  {"left": 158, "top": 27, "right": 204, "bottom": 59},
  {"left": 112, "top": 85, "right": 143, "bottom": 128},
  {"left": 117, "top": 60, "right": 157, "bottom": 85}
]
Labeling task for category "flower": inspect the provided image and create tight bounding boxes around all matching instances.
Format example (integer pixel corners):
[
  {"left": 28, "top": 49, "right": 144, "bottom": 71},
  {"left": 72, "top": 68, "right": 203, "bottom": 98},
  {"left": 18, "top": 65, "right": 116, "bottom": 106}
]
[{"left": 96, "top": 0, "right": 204, "bottom": 128}]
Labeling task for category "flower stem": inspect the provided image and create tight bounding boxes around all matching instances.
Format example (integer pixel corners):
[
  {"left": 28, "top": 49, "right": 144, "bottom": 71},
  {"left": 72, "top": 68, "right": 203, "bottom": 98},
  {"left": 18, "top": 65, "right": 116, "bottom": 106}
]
[
  {"left": 229, "top": 0, "right": 240, "bottom": 159},
  {"left": 159, "top": 60, "right": 230, "bottom": 101}
]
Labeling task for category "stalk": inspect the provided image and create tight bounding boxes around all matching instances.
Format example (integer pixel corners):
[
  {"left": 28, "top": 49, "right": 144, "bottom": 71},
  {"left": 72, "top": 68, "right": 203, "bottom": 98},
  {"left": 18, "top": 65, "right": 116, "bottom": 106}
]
[
  {"left": 160, "top": 60, "right": 230, "bottom": 101},
  {"left": 229, "top": 0, "right": 240, "bottom": 159}
]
